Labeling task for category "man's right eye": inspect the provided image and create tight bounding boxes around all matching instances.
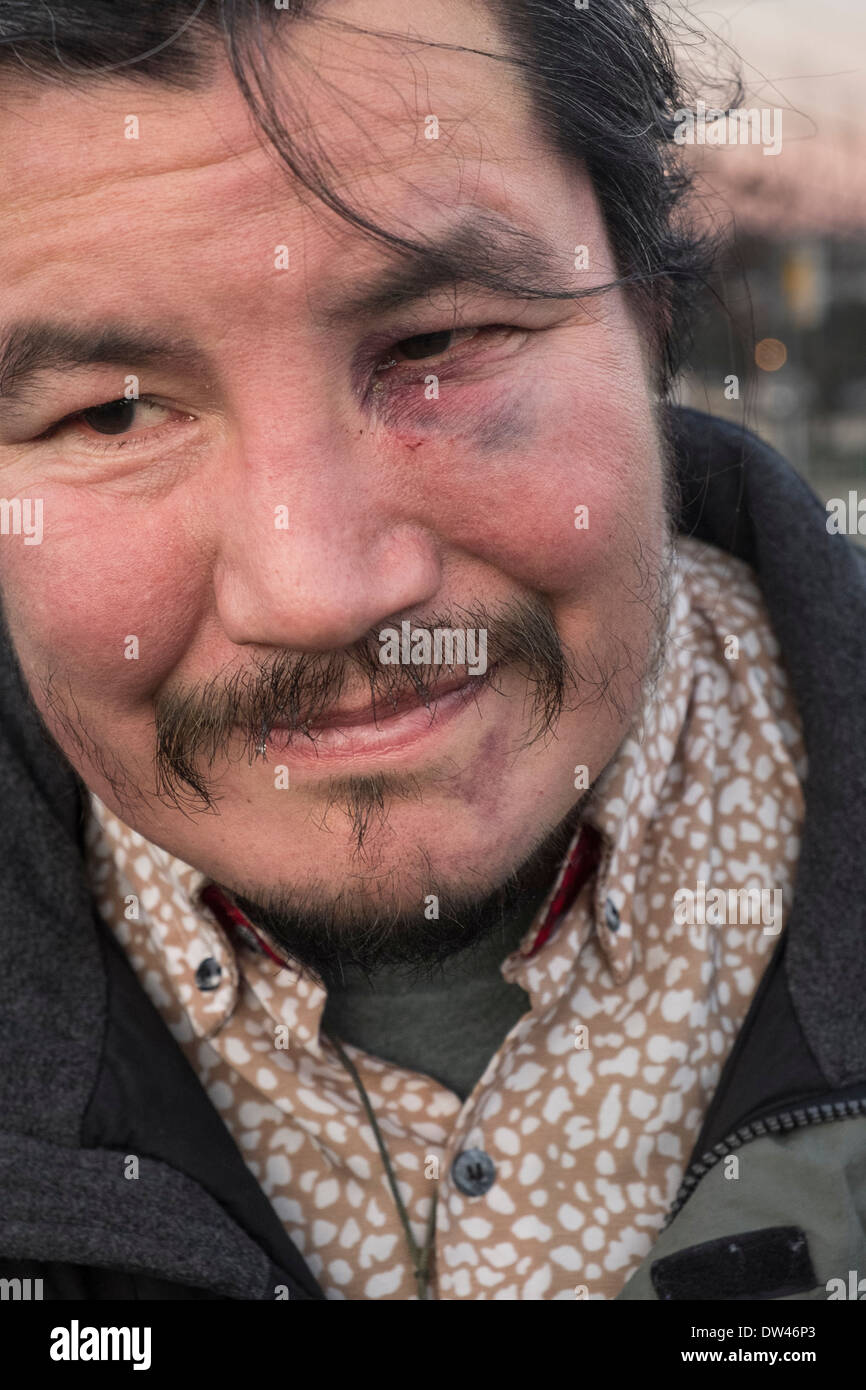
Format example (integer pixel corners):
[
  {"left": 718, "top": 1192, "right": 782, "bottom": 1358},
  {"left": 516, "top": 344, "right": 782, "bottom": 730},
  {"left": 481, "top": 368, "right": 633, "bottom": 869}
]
[
  {"left": 79, "top": 399, "right": 142, "bottom": 435},
  {"left": 40, "top": 396, "right": 184, "bottom": 446}
]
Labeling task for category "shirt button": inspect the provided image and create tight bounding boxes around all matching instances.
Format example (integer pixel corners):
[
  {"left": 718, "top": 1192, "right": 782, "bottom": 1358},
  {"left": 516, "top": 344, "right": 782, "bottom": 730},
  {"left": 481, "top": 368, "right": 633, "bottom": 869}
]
[
  {"left": 451, "top": 1148, "right": 496, "bottom": 1197},
  {"left": 195, "top": 957, "right": 223, "bottom": 991},
  {"left": 604, "top": 898, "right": 621, "bottom": 932}
]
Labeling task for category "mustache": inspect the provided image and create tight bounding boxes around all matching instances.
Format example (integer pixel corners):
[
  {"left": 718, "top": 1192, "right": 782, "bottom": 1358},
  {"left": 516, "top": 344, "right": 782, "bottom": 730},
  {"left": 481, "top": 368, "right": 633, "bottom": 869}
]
[{"left": 153, "top": 597, "right": 575, "bottom": 809}]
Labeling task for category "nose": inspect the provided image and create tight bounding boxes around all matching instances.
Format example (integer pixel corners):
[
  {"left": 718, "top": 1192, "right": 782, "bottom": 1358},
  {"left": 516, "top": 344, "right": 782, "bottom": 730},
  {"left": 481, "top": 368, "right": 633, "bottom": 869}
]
[{"left": 212, "top": 443, "right": 441, "bottom": 653}]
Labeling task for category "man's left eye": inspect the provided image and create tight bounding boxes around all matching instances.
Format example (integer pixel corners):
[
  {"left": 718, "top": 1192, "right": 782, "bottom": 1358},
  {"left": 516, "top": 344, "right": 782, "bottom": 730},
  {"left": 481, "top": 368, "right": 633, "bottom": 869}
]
[
  {"left": 380, "top": 325, "right": 487, "bottom": 370},
  {"left": 391, "top": 329, "right": 455, "bottom": 361}
]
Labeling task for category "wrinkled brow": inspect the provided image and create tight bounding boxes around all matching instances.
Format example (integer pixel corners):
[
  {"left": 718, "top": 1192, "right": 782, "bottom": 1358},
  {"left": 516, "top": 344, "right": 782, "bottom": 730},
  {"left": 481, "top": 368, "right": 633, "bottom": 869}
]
[
  {"left": 0, "top": 212, "right": 568, "bottom": 409},
  {"left": 0, "top": 323, "right": 210, "bottom": 407},
  {"left": 315, "top": 208, "right": 571, "bottom": 326}
]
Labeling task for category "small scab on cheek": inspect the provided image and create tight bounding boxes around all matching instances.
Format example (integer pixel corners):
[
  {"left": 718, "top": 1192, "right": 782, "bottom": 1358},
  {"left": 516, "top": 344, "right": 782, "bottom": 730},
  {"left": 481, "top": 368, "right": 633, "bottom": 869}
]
[{"left": 386, "top": 393, "right": 537, "bottom": 463}]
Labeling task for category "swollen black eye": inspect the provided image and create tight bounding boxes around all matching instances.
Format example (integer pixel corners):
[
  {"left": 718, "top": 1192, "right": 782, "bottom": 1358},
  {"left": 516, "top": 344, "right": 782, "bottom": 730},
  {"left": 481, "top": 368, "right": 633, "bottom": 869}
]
[
  {"left": 81, "top": 399, "right": 137, "bottom": 435},
  {"left": 394, "top": 330, "right": 453, "bottom": 361}
]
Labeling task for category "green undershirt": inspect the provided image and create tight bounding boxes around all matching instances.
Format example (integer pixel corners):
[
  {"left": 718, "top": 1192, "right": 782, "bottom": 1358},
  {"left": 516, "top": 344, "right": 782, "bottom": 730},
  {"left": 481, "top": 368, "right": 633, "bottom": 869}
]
[{"left": 320, "top": 888, "right": 547, "bottom": 1102}]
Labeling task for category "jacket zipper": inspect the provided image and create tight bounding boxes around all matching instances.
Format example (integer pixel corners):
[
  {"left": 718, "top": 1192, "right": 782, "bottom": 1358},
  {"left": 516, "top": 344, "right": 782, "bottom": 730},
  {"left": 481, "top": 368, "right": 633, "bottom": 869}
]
[{"left": 664, "top": 1095, "right": 866, "bottom": 1228}]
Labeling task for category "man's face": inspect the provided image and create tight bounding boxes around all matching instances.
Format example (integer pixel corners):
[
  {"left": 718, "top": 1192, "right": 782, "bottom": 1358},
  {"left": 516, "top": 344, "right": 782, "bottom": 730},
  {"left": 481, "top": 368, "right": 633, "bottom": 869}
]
[{"left": 0, "top": 1, "right": 669, "bottom": 948}]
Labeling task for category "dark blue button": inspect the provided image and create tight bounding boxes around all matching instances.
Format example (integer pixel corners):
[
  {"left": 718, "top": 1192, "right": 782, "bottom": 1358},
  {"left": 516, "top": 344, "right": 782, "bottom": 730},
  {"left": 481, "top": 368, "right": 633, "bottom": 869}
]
[
  {"left": 451, "top": 1148, "right": 496, "bottom": 1196},
  {"left": 195, "top": 957, "right": 222, "bottom": 991},
  {"left": 604, "top": 898, "right": 621, "bottom": 932}
]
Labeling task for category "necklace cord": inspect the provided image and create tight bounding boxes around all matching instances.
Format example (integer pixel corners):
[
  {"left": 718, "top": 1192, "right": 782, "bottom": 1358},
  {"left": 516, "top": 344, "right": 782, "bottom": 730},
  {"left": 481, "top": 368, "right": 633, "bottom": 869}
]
[{"left": 326, "top": 1031, "right": 438, "bottom": 1299}]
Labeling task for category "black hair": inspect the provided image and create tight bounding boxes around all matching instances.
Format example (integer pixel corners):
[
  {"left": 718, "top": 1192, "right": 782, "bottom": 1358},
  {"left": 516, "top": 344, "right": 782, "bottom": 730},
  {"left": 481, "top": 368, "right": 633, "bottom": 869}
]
[{"left": 0, "top": 0, "right": 729, "bottom": 393}]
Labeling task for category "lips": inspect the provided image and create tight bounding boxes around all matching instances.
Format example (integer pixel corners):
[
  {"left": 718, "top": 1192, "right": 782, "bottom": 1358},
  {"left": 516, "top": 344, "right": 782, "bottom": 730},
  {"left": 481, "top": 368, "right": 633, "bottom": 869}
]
[
  {"left": 260, "top": 664, "right": 497, "bottom": 765},
  {"left": 297, "top": 668, "right": 481, "bottom": 732}
]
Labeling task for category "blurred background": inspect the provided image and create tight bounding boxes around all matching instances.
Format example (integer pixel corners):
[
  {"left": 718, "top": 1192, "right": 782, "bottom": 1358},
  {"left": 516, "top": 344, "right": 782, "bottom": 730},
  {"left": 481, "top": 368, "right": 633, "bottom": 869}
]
[{"left": 671, "top": 0, "right": 866, "bottom": 543}]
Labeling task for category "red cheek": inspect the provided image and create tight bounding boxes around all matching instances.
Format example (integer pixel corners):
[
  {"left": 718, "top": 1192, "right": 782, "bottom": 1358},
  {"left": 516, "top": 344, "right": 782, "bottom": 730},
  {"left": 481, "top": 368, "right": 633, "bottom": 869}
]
[
  {"left": 374, "top": 369, "right": 659, "bottom": 596},
  {"left": 383, "top": 432, "right": 624, "bottom": 596},
  {"left": 3, "top": 502, "right": 205, "bottom": 695}
]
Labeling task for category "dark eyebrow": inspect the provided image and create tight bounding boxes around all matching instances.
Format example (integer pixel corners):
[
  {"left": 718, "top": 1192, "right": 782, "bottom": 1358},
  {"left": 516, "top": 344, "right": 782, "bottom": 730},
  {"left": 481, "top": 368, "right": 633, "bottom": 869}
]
[
  {"left": 0, "top": 322, "right": 211, "bottom": 409},
  {"left": 317, "top": 209, "right": 569, "bottom": 327},
  {"left": 0, "top": 215, "right": 566, "bottom": 408}
]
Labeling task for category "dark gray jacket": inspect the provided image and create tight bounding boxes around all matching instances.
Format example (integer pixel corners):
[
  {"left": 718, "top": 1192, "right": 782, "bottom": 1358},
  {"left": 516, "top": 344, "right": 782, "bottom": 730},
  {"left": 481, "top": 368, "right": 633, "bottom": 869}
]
[{"left": 1, "top": 406, "right": 864, "bottom": 1301}]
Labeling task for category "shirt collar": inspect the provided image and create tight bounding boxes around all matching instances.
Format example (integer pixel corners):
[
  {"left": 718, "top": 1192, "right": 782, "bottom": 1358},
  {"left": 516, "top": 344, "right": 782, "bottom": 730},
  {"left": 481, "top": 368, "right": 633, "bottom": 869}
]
[
  {"left": 502, "top": 549, "right": 693, "bottom": 1004},
  {"left": 88, "top": 547, "right": 695, "bottom": 1045}
]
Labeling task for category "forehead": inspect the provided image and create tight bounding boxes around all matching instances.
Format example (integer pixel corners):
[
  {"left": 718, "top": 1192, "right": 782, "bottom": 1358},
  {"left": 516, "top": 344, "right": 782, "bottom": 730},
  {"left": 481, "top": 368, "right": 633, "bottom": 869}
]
[{"left": 0, "top": 1, "right": 588, "bottom": 318}]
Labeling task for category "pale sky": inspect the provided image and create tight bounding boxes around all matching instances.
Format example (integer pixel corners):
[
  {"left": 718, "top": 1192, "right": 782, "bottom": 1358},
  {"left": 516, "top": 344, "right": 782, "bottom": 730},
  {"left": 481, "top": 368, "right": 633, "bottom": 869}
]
[{"left": 677, "top": 0, "right": 865, "bottom": 132}]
